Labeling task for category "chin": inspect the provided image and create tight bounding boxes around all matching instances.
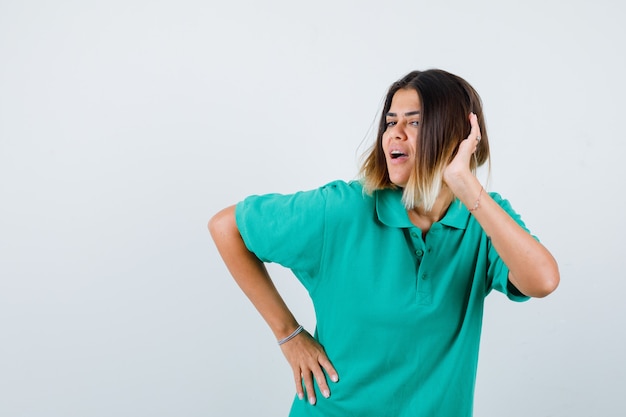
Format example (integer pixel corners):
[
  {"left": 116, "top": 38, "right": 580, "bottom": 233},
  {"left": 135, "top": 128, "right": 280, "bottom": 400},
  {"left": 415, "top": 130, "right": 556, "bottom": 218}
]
[{"left": 389, "top": 175, "right": 408, "bottom": 188}]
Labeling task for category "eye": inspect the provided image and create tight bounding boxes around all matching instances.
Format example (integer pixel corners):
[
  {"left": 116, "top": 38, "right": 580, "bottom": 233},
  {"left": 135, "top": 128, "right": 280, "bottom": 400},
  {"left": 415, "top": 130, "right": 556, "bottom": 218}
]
[
  {"left": 410, "top": 120, "right": 419, "bottom": 126},
  {"left": 385, "top": 121, "right": 397, "bottom": 128}
]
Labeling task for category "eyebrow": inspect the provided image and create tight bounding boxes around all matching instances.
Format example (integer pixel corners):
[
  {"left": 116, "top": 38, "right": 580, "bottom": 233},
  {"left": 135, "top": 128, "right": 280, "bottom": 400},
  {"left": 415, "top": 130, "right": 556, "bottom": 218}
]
[{"left": 386, "top": 110, "right": 421, "bottom": 117}]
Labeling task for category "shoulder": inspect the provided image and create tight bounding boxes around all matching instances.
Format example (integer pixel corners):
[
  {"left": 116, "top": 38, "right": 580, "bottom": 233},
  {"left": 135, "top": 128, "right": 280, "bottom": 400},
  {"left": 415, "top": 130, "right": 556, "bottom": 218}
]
[
  {"left": 319, "top": 179, "right": 372, "bottom": 208},
  {"left": 238, "top": 180, "right": 369, "bottom": 216},
  {"left": 319, "top": 179, "right": 364, "bottom": 193}
]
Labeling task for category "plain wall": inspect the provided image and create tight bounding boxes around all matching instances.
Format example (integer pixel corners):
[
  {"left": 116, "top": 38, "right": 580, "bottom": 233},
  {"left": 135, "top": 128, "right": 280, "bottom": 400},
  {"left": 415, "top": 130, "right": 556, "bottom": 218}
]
[{"left": 1, "top": 0, "right": 624, "bottom": 416}]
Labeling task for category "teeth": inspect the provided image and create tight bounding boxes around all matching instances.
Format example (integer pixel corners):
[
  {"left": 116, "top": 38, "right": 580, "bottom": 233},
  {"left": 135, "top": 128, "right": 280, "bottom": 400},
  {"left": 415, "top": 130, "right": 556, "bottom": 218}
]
[{"left": 391, "top": 150, "right": 406, "bottom": 159}]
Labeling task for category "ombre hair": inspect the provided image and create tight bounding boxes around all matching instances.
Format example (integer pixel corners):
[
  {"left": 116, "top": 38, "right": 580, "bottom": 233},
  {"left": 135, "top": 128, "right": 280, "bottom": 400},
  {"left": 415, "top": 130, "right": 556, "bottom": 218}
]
[{"left": 359, "top": 69, "right": 490, "bottom": 210}]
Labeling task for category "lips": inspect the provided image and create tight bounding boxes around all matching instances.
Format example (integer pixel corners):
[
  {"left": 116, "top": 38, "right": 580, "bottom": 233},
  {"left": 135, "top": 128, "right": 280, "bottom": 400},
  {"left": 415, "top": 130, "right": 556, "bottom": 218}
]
[{"left": 390, "top": 150, "right": 407, "bottom": 159}]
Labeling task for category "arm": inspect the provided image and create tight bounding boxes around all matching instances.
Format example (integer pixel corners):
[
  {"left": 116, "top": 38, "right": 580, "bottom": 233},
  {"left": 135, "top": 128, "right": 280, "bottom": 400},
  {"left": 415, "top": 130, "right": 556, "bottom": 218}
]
[
  {"left": 208, "top": 205, "right": 339, "bottom": 404},
  {"left": 443, "top": 114, "right": 560, "bottom": 298}
]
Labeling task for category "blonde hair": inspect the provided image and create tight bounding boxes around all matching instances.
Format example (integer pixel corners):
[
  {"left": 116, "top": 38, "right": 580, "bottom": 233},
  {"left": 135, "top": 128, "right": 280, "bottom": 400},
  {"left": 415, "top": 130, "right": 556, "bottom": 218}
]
[{"left": 360, "top": 69, "right": 490, "bottom": 210}]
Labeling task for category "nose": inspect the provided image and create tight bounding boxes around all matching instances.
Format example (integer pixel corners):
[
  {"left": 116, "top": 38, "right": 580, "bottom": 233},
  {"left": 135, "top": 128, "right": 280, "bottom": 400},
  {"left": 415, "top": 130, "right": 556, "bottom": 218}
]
[{"left": 389, "top": 122, "right": 407, "bottom": 140}]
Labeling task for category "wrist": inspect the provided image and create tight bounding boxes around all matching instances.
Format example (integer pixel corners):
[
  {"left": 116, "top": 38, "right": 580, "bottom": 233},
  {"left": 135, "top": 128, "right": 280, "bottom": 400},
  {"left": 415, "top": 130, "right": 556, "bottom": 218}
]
[
  {"left": 467, "top": 186, "right": 484, "bottom": 212},
  {"left": 277, "top": 325, "right": 304, "bottom": 345},
  {"left": 446, "top": 173, "right": 482, "bottom": 204}
]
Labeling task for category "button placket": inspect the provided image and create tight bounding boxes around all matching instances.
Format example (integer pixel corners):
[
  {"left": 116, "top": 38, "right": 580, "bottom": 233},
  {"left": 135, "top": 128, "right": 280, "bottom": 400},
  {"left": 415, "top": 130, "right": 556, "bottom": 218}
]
[
  {"left": 408, "top": 228, "right": 424, "bottom": 255},
  {"left": 406, "top": 227, "right": 431, "bottom": 304},
  {"left": 415, "top": 227, "right": 437, "bottom": 305}
]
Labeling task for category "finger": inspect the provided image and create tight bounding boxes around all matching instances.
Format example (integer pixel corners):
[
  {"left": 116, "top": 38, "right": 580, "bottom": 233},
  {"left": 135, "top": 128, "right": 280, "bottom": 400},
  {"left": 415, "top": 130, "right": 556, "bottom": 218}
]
[
  {"left": 293, "top": 369, "right": 304, "bottom": 400},
  {"left": 312, "top": 367, "right": 331, "bottom": 400},
  {"left": 318, "top": 355, "right": 339, "bottom": 383},
  {"left": 302, "top": 371, "right": 317, "bottom": 405},
  {"left": 468, "top": 112, "right": 482, "bottom": 142}
]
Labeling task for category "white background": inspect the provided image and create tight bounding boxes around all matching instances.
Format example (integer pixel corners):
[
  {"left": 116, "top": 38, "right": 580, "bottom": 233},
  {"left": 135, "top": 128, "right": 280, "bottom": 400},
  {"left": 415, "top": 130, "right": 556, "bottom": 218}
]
[{"left": 1, "top": 1, "right": 624, "bottom": 416}]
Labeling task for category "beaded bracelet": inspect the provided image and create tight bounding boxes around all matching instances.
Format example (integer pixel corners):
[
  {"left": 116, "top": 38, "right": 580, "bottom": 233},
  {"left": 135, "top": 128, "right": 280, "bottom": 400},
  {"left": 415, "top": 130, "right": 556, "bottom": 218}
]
[
  {"left": 277, "top": 325, "right": 304, "bottom": 345},
  {"left": 469, "top": 187, "right": 484, "bottom": 212}
]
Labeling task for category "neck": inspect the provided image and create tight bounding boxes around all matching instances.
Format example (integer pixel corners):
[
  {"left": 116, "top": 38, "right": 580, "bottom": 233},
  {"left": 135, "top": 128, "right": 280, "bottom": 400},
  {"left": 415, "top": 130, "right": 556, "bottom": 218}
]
[
  {"left": 413, "top": 188, "right": 454, "bottom": 221},
  {"left": 408, "top": 188, "right": 454, "bottom": 233}
]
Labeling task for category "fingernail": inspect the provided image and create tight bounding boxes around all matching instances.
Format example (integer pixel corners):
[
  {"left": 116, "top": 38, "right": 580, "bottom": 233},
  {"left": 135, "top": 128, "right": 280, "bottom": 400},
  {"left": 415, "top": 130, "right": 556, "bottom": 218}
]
[
  {"left": 309, "top": 396, "right": 316, "bottom": 405},
  {"left": 298, "top": 393, "right": 304, "bottom": 400},
  {"left": 331, "top": 374, "right": 339, "bottom": 382},
  {"left": 322, "top": 389, "right": 330, "bottom": 398}
]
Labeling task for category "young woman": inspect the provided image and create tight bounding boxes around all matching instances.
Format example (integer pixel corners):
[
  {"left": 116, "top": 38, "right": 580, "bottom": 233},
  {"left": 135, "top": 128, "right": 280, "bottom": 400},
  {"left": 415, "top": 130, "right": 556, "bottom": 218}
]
[{"left": 209, "top": 69, "right": 559, "bottom": 416}]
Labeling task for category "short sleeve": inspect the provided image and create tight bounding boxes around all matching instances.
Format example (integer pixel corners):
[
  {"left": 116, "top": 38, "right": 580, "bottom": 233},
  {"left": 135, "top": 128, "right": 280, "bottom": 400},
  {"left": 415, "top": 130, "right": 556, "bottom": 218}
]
[
  {"left": 486, "top": 193, "right": 533, "bottom": 302},
  {"left": 235, "top": 186, "right": 328, "bottom": 283}
]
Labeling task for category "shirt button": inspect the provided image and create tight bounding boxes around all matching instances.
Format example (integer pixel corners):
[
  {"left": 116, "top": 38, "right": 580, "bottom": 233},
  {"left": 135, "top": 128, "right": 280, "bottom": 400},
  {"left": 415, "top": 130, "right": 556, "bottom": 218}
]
[
  {"left": 411, "top": 231, "right": 419, "bottom": 238},
  {"left": 415, "top": 249, "right": 424, "bottom": 257},
  {"left": 421, "top": 273, "right": 428, "bottom": 280}
]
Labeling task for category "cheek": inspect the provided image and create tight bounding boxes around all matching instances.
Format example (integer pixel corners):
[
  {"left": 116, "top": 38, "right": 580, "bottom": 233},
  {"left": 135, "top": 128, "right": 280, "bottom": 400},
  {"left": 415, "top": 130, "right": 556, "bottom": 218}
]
[
  {"left": 381, "top": 133, "right": 392, "bottom": 150},
  {"left": 380, "top": 138, "right": 389, "bottom": 154}
]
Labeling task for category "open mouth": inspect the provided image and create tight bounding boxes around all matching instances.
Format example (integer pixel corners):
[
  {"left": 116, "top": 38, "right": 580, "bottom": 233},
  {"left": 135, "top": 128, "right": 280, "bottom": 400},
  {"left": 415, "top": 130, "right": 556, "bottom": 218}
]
[{"left": 390, "top": 150, "right": 408, "bottom": 159}]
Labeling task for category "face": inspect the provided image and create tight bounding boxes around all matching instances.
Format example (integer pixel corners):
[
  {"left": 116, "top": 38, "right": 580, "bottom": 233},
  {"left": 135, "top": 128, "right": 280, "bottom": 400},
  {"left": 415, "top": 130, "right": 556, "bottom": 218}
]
[{"left": 382, "top": 88, "right": 421, "bottom": 188}]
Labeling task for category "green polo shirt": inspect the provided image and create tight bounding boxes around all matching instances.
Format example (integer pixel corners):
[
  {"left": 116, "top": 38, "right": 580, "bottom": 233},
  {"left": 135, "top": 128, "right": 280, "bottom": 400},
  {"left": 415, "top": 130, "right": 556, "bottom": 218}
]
[{"left": 235, "top": 180, "right": 530, "bottom": 417}]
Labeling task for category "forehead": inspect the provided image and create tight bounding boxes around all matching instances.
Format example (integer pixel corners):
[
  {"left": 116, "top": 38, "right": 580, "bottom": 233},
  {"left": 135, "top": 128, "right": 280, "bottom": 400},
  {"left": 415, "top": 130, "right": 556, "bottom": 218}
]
[{"left": 388, "top": 88, "right": 421, "bottom": 113}]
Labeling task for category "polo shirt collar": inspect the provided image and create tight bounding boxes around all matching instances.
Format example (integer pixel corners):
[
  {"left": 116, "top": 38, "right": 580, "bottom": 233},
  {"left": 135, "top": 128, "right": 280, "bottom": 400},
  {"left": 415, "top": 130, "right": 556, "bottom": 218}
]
[
  {"left": 375, "top": 188, "right": 413, "bottom": 228},
  {"left": 375, "top": 188, "right": 471, "bottom": 230},
  {"left": 439, "top": 200, "right": 471, "bottom": 230}
]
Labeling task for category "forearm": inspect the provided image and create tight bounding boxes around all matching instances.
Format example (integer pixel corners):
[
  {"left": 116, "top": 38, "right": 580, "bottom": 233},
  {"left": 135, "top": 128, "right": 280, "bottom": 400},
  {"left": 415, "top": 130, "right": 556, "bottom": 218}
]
[
  {"left": 454, "top": 178, "right": 560, "bottom": 298},
  {"left": 209, "top": 205, "right": 300, "bottom": 339}
]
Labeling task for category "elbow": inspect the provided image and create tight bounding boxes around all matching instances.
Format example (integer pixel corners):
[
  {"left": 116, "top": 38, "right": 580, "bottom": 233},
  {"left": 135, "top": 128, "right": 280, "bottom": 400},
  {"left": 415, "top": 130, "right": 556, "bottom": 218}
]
[
  {"left": 513, "top": 256, "right": 560, "bottom": 299},
  {"left": 208, "top": 213, "right": 220, "bottom": 238},
  {"left": 529, "top": 261, "right": 560, "bottom": 298},
  {"left": 207, "top": 213, "right": 220, "bottom": 235},
  {"left": 208, "top": 205, "right": 237, "bottom": 241},
  {"left": 532, "top": 274, "right": 559, "bottom": 298}
]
